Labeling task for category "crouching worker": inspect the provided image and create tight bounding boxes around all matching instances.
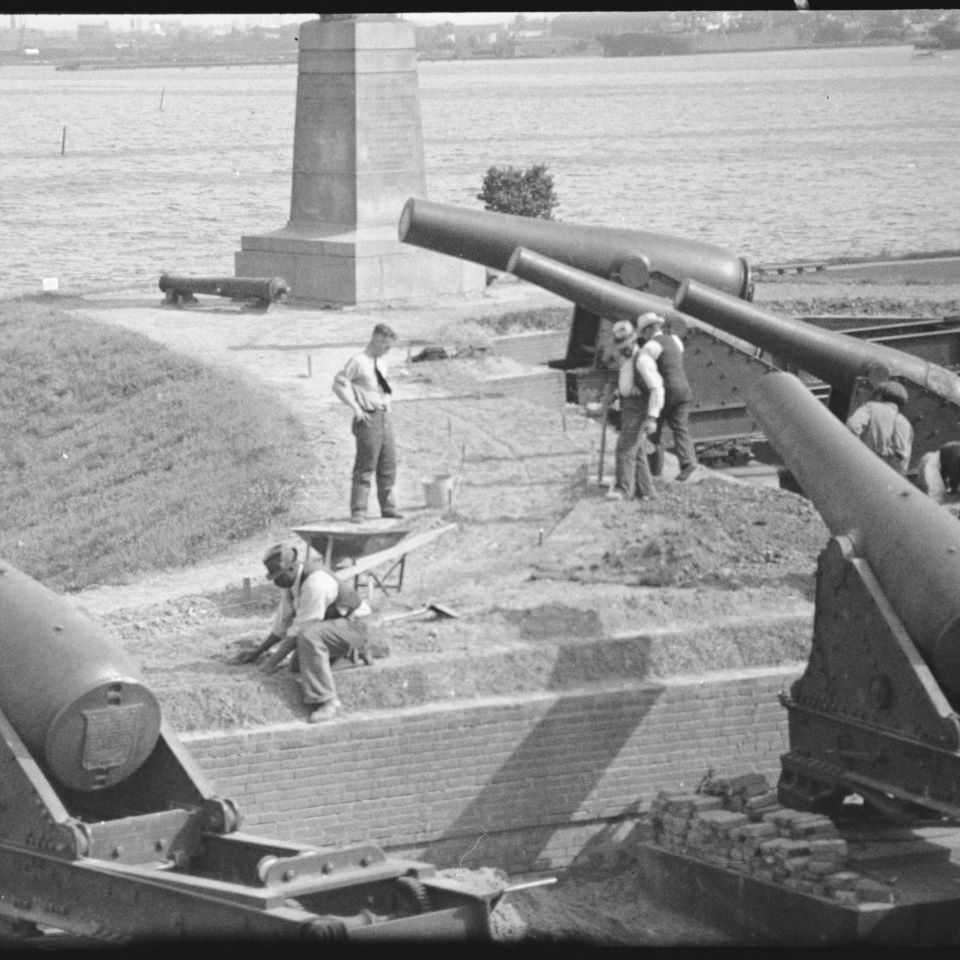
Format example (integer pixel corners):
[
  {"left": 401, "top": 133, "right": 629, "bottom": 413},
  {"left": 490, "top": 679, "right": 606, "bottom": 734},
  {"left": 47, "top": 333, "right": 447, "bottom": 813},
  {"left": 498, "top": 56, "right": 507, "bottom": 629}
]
[{"left": 234, "top": 542, "right": 373, "bottom": 723}]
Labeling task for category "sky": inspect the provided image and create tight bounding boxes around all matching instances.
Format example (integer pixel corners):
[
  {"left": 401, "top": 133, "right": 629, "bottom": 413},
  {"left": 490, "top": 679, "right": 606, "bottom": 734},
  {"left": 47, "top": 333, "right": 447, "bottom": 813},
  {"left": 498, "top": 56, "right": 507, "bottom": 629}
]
[{"left": 17, "top": 12, "right": 551, "bottom": 32}]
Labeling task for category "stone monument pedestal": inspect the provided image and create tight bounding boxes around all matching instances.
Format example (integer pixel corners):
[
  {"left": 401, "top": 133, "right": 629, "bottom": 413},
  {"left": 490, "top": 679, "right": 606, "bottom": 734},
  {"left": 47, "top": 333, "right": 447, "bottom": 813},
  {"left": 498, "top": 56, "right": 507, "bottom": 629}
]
[{"left": 235, "top": 16, "right": 484, "bottom": 305}]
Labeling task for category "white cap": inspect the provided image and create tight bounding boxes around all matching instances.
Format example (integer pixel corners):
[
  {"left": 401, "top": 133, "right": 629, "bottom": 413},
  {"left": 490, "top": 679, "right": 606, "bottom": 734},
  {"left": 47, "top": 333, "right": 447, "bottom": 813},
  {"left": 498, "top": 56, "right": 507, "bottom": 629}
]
[{"left": 611, "top": 320, "right": 635, "bottom": 344}]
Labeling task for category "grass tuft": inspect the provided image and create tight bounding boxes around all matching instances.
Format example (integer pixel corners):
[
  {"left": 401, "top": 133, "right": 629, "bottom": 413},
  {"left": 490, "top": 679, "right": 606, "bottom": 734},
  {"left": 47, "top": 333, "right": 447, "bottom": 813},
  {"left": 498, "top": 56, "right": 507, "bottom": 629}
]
[{"left": 0, "top": 301, "right": 313, "bottom": 590}]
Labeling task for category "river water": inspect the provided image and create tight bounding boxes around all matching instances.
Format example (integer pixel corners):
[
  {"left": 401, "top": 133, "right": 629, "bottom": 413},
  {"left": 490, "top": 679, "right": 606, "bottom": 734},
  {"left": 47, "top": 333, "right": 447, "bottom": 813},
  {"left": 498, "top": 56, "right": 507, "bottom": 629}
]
[{"left": 1, "top": 44, "right": 959, "bottom": 299}]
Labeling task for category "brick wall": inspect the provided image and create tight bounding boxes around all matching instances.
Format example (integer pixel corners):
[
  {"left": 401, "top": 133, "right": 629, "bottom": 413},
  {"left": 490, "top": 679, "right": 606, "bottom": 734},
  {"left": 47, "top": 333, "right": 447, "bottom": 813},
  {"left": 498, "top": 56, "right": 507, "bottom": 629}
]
[{"left": 183, "top": 665, "right": 803, "bottom": 875}]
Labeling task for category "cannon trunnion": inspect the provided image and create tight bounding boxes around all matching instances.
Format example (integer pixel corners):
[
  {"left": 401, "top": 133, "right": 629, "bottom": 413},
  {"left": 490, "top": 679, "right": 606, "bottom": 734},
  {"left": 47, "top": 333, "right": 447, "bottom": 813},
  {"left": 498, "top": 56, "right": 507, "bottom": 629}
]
[
  {"left": 747, "top": 373, "right": 960, "bottom": 819},
  {"left": 0, "top": 561, "right": 491, "bottom": 943}
]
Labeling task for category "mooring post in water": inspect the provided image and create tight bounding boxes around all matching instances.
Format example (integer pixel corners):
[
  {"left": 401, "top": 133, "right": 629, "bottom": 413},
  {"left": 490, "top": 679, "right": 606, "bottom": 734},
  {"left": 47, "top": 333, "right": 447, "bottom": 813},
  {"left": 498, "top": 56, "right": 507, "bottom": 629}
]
[{"left": 60, "top": 126, "right": 66, "bottom": 156}]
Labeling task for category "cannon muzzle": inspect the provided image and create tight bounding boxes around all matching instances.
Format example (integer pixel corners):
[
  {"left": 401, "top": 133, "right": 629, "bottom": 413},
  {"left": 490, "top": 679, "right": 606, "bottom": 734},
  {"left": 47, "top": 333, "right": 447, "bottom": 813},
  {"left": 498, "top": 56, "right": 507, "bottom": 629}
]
[
  {"left": 399, "top": 197, "right": 753, "bottom": 300},
  {"left": 0, "top": 560, "right": 161, "bottom": 790},
  {"left": 747, "top": 372, "right": 960, "bottom": 700},
  {"left": 676, "top": 278, "right": 960, "bottom": 404}
]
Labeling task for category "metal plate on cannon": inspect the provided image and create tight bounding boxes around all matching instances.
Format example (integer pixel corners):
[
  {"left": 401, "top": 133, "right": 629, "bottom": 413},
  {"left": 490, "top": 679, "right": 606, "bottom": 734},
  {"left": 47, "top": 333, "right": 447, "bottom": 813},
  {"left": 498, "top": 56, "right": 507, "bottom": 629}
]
[
  {"left": 45, "top": 681, "right": 162, "bottom": 791},
  {"left": 81, "top": 704, "right": 143, "bottom": 770}
]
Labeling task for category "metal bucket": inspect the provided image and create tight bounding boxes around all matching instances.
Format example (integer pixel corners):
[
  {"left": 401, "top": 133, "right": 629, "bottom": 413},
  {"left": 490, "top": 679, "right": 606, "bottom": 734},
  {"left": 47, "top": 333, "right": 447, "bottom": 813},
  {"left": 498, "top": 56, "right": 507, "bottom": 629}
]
[{"left": 423, "top": 473, "right": 454, "bottom": 510}]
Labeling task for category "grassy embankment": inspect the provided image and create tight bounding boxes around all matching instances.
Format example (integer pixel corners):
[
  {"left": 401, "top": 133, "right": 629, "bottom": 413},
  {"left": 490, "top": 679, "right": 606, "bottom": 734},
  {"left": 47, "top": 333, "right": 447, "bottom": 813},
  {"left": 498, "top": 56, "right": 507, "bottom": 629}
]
[{"left": 0, "top": 300, "right": 313, "bottom": 591}]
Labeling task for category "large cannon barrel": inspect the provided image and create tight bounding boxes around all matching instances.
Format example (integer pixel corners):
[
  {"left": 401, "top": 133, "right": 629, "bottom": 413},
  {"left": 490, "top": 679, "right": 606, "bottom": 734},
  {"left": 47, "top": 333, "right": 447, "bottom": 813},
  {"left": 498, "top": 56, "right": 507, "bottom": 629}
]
[
  {"left": 0, "top": 560, "right": 161, "bottom": 791},
  {"left": 506, "top": 246, "right": 672, "bottom": 323},
  {"left": 747, "top": 372, "right": 960, "bottom": 700},
  {"left": 676, "top": 278, "right": 960, "bottom": 404},
  {"left": 399, "top": 197, "right": 753, "bottom": 300}
]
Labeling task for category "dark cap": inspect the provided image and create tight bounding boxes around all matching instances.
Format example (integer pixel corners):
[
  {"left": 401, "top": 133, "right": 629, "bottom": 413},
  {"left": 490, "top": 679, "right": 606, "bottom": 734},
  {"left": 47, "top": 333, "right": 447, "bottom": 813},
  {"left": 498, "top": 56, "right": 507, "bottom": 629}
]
[{"left": 876, "top": 380, "right": 908, "bottom": 407}]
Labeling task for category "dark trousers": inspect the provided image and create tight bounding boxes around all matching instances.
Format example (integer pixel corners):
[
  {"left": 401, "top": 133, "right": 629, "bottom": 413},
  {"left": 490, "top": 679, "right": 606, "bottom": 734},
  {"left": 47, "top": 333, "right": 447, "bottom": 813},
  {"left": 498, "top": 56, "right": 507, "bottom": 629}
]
[
  {"left": 296, "top": 617, "right": 371, "bottom": 706},
  {"left": 651, "top": 398, "right": 697, "bottom": 472},
  {"left": 350, "top": 409, "right": 397, "bottom": 519},
  {"left": 614, "top": 395, "right": 655, "bottom": 499}
]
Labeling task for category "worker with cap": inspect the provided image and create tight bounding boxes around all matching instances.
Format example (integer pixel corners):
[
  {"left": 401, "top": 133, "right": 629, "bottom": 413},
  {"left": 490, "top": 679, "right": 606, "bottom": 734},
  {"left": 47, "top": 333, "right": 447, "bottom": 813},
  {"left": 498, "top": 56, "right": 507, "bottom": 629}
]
[
  {"left": 637, "top": 311, "right": 698, "bottom": 482},
  {"left": 917, "top": 440, "right": 960, "bottom": 504},
  {"left": 607, "top": 318, "right": 664, "bottom": 501},
  {"left": 846, "top": 379, "right": 914, "bottom": 475},
  {"left": 233, "top": 542, "right": 374, "bottom": 723}
]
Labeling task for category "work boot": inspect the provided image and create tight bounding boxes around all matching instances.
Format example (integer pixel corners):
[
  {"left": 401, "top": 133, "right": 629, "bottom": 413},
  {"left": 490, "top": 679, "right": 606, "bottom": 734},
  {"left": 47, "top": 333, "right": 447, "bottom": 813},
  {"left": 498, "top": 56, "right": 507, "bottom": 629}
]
[
  {"left": 381, "top": 510, "right": 404, "bottom": 519},
  {"left": 308, "top": 699, "right": 343, "bottom": 723},
  {"left": 605, "top": 488, "right": 625, "bottom": 501},
  {"left": 349, "top": 513, "right": 366, "bottom": 524},
  {"left": 677, "top": 464, "right": 697, "bottom": 482}
]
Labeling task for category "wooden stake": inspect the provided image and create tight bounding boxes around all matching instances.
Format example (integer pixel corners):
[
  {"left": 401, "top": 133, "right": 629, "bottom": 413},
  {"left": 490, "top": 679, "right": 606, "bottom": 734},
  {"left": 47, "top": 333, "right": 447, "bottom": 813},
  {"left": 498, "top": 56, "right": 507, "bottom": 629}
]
[
  {"left": 598, "top": 383, "right": 613, "bottom": 488},
  {"left": 242, "top": 577, "right": 251, "bottom": 602},
  {"left": 159, "top": 86, "right": 165, "bottom": 111},
  {"left": 60, "top": 126, "right": 66, "bottom": 156},
  {"left": 306, "top": 355, "right": 312, "bottom": 377}
]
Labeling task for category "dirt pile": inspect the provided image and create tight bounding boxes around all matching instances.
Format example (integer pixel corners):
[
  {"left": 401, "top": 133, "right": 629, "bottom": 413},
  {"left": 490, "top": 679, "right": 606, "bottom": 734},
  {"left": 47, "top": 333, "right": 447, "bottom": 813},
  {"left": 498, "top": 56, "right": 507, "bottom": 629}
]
[{"left": 532, "top": 475, "right": 825, "bottom": 590}]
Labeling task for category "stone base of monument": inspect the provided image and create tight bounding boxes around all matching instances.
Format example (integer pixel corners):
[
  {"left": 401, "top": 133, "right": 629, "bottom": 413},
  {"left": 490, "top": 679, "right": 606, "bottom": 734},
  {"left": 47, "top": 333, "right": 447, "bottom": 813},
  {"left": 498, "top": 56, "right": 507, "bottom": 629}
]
[{"left": 236, "top": 224, "right": 485, "bottom": 306}]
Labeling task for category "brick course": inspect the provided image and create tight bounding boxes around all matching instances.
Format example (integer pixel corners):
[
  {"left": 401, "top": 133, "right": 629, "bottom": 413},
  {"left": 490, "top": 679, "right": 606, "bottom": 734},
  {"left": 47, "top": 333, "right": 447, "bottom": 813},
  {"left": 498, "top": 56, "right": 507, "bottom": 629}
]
[{"left": 183, "top": 666, "right": 801, "bottom": 875}]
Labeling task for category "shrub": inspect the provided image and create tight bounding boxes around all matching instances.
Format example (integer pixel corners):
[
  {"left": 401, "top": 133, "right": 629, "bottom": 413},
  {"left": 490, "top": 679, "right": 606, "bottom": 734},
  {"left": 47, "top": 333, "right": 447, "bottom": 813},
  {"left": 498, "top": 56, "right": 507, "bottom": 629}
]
[{"left": 477, "top": 163, "right": 559, "bottom": 220}]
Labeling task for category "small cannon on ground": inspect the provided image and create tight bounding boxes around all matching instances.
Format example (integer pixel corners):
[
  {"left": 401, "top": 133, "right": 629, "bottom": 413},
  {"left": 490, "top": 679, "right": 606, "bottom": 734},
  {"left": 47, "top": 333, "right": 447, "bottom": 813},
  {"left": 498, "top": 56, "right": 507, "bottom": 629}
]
[
  {"left": 747, "top": 371, "right": 960, "bottom": 819},
  {"left": 675, "top": 280, "right": 960, "bottom": 472},
  {"left": 0, "top": 560, "right": 491, "bottom": 943},
  {"left": 159, "top": 274, "right": 289, "bottom": 309}
]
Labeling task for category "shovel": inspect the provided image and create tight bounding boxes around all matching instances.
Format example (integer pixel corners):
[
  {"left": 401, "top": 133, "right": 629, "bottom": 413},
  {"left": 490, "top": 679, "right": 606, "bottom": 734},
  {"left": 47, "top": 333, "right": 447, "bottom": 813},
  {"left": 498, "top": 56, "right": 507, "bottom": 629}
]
[{"left": 381, "top": 602, "right": 460, "bottom": 625}]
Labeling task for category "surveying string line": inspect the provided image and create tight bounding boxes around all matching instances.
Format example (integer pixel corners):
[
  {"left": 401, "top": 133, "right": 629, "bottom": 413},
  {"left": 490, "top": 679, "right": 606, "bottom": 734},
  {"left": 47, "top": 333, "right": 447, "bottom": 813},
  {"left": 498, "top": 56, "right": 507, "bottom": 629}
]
[{"left": 457, "top": 824, "right": 487, "bottom": 871}]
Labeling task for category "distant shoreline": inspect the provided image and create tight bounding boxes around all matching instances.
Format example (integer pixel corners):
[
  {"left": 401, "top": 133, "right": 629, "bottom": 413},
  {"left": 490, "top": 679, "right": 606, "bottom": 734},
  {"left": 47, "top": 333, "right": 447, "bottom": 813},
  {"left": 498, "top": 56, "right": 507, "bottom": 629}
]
[{"left": 51, "top": 57, "right": 297, "bottom": 71}]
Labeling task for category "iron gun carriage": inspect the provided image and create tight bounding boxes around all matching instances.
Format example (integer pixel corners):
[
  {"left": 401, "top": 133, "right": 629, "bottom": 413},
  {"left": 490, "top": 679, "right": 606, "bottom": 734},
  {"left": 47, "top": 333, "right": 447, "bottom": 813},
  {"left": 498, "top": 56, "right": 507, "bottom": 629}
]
[
  {"left": 675, "top": 280, "right": 960, "bottom": 472},
  {"left": 0, "top": 560, "right": 492, "bottom": 943},
  {"left": 747, "top": 372, "right": 960, "bottom": 819}
]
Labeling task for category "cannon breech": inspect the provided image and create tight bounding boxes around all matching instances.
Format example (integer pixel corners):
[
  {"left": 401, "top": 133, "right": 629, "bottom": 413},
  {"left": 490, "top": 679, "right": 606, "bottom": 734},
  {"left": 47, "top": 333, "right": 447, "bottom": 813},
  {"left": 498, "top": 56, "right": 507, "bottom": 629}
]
[{"left": 0, "top": 560, "right": 492, "bottom": 942}]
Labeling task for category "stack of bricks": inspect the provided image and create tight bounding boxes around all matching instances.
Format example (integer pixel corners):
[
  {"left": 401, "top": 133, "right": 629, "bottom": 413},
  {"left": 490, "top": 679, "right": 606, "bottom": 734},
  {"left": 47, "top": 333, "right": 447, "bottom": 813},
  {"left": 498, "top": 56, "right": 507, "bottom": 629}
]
[{"left": 637, "top": 773, "right": 895, "bottom": 906}]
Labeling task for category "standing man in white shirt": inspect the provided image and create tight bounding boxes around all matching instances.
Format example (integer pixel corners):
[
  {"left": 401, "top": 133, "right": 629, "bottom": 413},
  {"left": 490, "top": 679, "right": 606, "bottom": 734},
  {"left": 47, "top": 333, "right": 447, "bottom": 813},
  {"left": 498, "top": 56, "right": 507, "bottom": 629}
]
[
  {"left": 333, "top": 323, "right": 403, "bottom": 523},
  {"left": 607, "top": 319, "right": 664, "bottom": 501}
]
